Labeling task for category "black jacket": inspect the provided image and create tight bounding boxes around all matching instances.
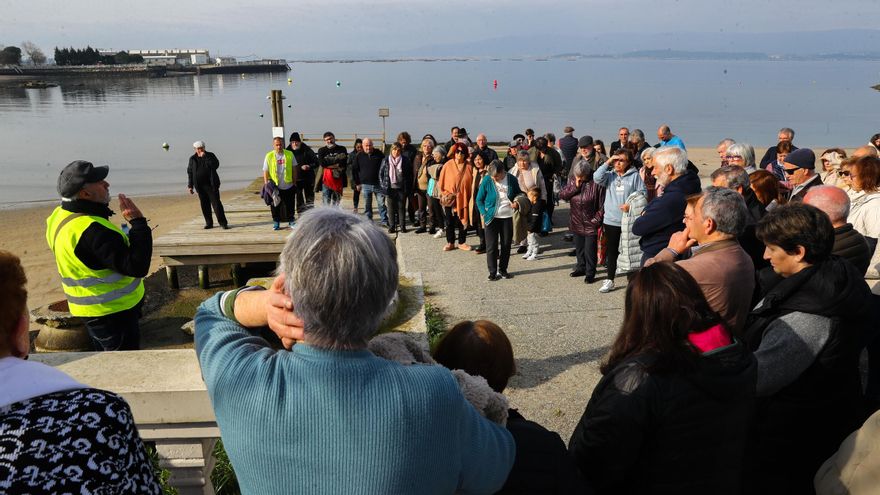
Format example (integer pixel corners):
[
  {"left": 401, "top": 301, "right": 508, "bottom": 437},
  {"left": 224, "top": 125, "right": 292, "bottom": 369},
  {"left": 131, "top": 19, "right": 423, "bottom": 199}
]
[
  {"left": 632, "top": 171, "right": 702, "bottom": 260},
  {"left": 559, "top": 179, "right": 605, "bottom": 237},
  {"left": 558, "top": 135, "right": 578, "bottom": 170},
  {"left": 744, "top": 259, "right": 874, "bottom": 494},
  {"left": 62, "top": 200, "right": 152, "bottom": 278},
  {"left": 498, "top": 409, "right": 588, "bottom": 494},
  {"left": 286, "top": 143, "right": 318, "bottom": 184},
  {"left": 568, "top": 343, "right": 756, "bottom": 495},
  {"left": 759, "top": 144, "right": 798, "bottom": 168},
  {"left": 378, "top": 155, "right": 414, "bottom": 196},
  {"left": 315, "top": 144, "right": 348, "bottom": 192},
  {"left": 352, "top": 149, "right": 385, "bottom": 186},
  {"left": 739, "top": 189, "right": 769, "bottom": 270},
  {"left": 833, "top": 223, "right": 871, "bottom": 275},
  {"left": 187, "top": 151, "right": 220, "bottom": 190}
]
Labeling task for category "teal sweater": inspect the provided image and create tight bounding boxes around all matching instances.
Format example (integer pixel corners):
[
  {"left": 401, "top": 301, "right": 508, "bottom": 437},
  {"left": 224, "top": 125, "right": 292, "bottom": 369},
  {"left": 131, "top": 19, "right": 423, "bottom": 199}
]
[
  {"left": 194, "top": 294, "right": 515, "bottom": 495},
  {"left": 476, "top": 173, "right": 522, "bottom": 225}
]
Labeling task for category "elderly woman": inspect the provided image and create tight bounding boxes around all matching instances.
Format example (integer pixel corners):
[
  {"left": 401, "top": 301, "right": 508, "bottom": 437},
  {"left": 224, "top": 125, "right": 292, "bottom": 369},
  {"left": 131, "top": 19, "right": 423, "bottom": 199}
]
[
  {"left": 639, "top": 147, "right": 658, "bottom": 201},
  {"left": 380, "top": 142, "right": 414, "bottom": 233},
  {"left": 427, "top": 148, "right": 446, "bottom": 237},
  {"left": 844, "top": 155, "right": 880, "bottom": 252},
  {"left": 476, "top": 160, "right": 522, "bottom": 280},
  {"left": 743, "top": 203, "right": 875, "bottom": 494},
  {"left": 413, "top": 138, "right": 436, "bottom": 233},
  {"left": 194, "top": 209, "right": 515, "bottom": 494},
  {"left": 469, "top": 153, "right": 490, "bottom": 253},
  {"left": 627, "top": 129, "right": 651, "bottom": 168},
  {"left": 437, "top": 142, "right": 475, "bottom": 251},
  {"left": 560, "top": 160, "right": 605, "bottom": 284},
  {"left": 511, "top": 150, "right": 547, "bottom": 254},
  {"left": 725, "top": 142, "right": 758, "bottom": 174},
  {"left": 593, "top": 148, "right": 646, "bottom": 293},
  {"left": 819, "top": 148, "right": 847, "bottom": 188},
  {"left": 0, "top": 250, "right": 160, "bottom": 493},
  {"left": 569, "top": 262, "right": 755, "bottom": 494}
]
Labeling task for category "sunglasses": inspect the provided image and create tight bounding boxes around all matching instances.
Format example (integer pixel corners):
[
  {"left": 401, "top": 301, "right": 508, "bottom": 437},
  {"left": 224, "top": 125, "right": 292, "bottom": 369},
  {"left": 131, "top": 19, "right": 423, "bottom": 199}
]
[
  {"left": 838, "top": 170, "right": 851, "bottom": 177},
  {"left": 783, "top": 167, "right": 800, "bottom": 175},
  {"left": 455, "top": 150, "right": 465, "bottom": 154}
]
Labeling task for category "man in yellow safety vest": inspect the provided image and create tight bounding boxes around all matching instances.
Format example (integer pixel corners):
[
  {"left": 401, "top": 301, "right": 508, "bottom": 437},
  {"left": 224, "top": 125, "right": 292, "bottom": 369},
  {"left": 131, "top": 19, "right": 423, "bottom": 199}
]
[{"left": 46, "top": 160, "right": 152, "bottom": 350}]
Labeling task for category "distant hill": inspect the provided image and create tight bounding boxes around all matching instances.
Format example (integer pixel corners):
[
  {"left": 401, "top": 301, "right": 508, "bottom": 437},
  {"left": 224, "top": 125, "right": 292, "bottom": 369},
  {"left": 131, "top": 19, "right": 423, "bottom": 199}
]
[{"left": 283, "top": 29, "right": 880, "bottom": 61}]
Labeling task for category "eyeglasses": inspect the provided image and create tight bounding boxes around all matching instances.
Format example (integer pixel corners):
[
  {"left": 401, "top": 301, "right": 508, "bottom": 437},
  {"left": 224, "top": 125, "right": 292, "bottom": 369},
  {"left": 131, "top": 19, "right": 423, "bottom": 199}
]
[
  {"left": 455, "top": 150, "right": 465, "bottom": 154},
  {"left": 724, "top": 155, "right": 744, "bottom": 161},
  {"left": 838, "top": 170, "right": 851, "bottom": 177},
  {"left": 784, "top": 167, "right": 800, "bottom": 175}
]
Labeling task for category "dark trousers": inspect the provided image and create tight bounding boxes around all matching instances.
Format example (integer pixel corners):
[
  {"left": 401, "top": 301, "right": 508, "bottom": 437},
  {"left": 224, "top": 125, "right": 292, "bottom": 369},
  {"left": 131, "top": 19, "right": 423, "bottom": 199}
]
[
  {"left": 544, "top": 178, "right": 556, "bottom": 226},
  {"left": 270, "top": 187, "right": 296, "bottom": 223},
  {"left": 603, "top": 224, "right": 622, "bottom": 280},
  {"left": 574, "top": 233, "right": 599, "bottom": 278},
  {"left": 86, "top": 302, "right": 142, "bottom": 351},
  {"left": 445, "top": 207, "right": 467, "bottom": 244},
  {"left": 415, "top": 189, "right": 429, "bottom": 227},
  {"left": 474, "top": 220, "right": 485, "bottom": 248},
  {"left": 407, "top": 192, "right": 418, "bottom": 223},
  {"left": 196, "top": 185, "right": 227, "bottom": 227},
  {"left": 485, "top": 217, "right": 513, "bottom": 276},
  {"left": 428, "top": 196, "right": 445, "bottom": 229},
  {"left": 387, "top": 189, "right": 407, "bottom": 229},
  {"left": 352, "top": 187, "right": 360, "bottom": 209},
  {"left": 295, "top": 179, "right": 315, "bottom": 216}
]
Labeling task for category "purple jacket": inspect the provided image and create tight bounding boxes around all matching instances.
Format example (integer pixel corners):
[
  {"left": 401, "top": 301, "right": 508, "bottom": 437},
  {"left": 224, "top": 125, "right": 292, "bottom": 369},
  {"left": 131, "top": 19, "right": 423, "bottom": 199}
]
[{"left": 560, "top": 179, "right": 605, "bottom": 237}]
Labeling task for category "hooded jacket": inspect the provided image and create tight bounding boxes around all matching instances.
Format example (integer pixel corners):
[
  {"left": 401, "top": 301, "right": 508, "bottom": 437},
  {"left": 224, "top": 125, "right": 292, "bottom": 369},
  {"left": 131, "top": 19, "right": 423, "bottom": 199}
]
[
  {"left": 632, "top": 171, "right": 702, "bottom": 261},
  {"left": 568, "top": 341, "right": 756, "bottom": 495},
  {"left": 743, "top": 258, "right": 876, "bottom": 494},
  {"left": 593, "top": 164, "right": 645, "bottom": 227}
]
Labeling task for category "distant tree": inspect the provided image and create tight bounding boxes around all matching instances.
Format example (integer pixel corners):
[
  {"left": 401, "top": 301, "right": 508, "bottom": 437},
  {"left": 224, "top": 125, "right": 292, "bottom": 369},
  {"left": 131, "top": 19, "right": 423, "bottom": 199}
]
[
  {"left": 129, "top": 53, "right": 144, "bottom": 63},
  {"left": 114, "top": 51, "right": 130, "bottom": 64},
  {"left": 0, "top": 46, "right": 22, "bottom": 65},
  {"left": 21, "top": 41, "right": 46, "bottom": 65}
]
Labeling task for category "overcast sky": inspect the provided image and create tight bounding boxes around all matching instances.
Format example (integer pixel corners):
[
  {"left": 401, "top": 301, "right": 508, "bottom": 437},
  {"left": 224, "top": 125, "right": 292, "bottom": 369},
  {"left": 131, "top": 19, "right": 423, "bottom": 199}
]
[{"left": 2, "top": 0, "right": 877, "bottom": 58}]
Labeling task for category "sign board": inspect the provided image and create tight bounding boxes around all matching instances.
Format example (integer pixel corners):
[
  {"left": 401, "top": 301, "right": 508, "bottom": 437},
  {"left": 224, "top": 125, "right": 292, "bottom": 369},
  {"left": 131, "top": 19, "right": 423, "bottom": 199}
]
[
  {"left": 378, "top": 108, "right": 390, "bottom": 117},
  {"left": 272, "top": 127, "right": 285, "bottom": 138}
]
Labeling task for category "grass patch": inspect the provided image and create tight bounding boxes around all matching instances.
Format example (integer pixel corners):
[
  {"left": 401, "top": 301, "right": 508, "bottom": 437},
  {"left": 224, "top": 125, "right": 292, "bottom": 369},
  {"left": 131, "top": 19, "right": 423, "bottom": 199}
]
[
  {"left": 147, "top": 440, "right": 240, "bottom": 495},
  {"left": 424, "top": 302, "right": 449, "bottom": 352}
]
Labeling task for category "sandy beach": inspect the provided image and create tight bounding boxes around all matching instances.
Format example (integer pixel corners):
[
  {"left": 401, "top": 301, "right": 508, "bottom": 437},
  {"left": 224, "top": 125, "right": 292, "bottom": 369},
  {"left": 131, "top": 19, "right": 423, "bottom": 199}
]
[{"left": 0, "top": 146, "right": 788, "bottom": 312}]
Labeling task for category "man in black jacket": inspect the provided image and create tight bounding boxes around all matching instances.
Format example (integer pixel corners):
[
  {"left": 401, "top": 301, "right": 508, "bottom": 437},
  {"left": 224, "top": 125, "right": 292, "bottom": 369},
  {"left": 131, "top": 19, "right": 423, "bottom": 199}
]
[
  {"left": 804, "top": 185, "right": 871, "bottom": 274},
  {"left": 315, "top": 132, "right": 348, "bottom": 206},
  {"left": 352, "top": 138, "right": 388, "bottom": 225},
  {"left": 46, "top": 161, "right": 152, "bottom": 351},
  {"left": 558, "top": 126, "right": 578, "bottom": 174},
  {"left": 287, "top": 132, "right": 318, "bottom": 216},
  {"left": 609, "top": 127, "right": 629, "bottom": 155},
  {"left": 187, "top": 141, "right": 228, "bottom": 229},
  {"left": 711, "top": 164, "right": 768, "bottom": 269}
]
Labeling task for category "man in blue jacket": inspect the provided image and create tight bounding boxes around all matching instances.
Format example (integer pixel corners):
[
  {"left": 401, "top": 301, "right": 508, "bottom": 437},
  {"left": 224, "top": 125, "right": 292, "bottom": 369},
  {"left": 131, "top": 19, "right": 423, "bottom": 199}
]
[{"left": 632, "top": 147, "right": 701, "bottom": 265}]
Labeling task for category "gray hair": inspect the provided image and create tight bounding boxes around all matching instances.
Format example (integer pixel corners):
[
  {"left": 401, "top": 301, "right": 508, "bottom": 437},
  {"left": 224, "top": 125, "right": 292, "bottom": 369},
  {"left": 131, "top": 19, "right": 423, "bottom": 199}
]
[
  {"left": 701, "top": 186, "right": 748, "bottom": 237},
  {"left": 804, "top": 185, "right": 850, "bottom": 224},
  {"left": 726, "top": 143, "right": 755, "bottom": 169},
  {"left": 640, "top": 147, "right": 655, "bottom": 162},
  {"left": 780, "top": 127, "right": 795, "bottom": 139},
  {"left": 717, "top": 138, "right": 736, "bottom": 148},
  {"left": 278, "top": 208, "right": 398, "bottom": 350},
  {"left": 486, "top": 159, "right": 504, "bottom": 177},
  {"left": 653, "top": 147, "right": 688, "bottom": 174},
  {"left": 516, "top": 150, "right": 531, "bottom": 162},
  {"left": 710, "top": 165, "right": 750, "bottom": 190},
  {"left": 628, "top": 129, "right": 645, "bottom": 143},
  {"left": 572, "top": 159, "right": 591, "bottom": 179}
]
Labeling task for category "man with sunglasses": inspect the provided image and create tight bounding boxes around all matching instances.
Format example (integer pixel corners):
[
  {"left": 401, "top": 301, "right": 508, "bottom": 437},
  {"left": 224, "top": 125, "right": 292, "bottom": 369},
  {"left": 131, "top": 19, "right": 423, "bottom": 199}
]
[{"left": 783, "top": 148, "right": 822, "bottom": 203}]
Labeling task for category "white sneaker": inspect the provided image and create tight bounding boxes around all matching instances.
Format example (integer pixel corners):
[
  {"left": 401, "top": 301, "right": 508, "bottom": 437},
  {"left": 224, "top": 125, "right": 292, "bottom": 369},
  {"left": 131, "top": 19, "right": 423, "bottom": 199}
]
[
  {"left": 599, "top": 280, "right": 615, "bottom": 293},
  {"left": 526, "top": 253, "right": 537, "bottom": 261},
  {"left": 522, "top": 251, "right": 531, "bottom": 259},
  {"left": 433, "top": 230, "right": 444, "bottom": 239}
]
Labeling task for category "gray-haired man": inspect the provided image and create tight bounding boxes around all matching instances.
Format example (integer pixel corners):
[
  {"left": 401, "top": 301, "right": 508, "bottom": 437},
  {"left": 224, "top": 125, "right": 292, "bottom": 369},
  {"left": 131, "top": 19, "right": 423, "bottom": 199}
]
[{"left": 188, "top": 140, "right": 228, "bottom": 229}]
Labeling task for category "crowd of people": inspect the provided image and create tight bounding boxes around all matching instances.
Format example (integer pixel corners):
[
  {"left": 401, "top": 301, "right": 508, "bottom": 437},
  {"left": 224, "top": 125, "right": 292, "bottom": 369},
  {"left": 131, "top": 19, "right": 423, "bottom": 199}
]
[{"left": 2, "top": 125, "right": 880, "bottom": 493}]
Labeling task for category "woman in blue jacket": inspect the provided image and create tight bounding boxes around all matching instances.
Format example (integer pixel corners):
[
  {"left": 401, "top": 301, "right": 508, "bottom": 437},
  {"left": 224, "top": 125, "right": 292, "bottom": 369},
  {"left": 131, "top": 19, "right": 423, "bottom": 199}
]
[{"left": 476, "top": 160, "right": 522, "bottom": 281}]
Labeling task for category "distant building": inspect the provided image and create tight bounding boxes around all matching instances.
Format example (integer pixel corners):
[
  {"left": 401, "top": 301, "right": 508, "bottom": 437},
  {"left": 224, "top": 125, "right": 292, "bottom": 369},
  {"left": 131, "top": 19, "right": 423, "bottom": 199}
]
[
  {"left": 216, "top": 57, "right": 237, "bottom": 66},
  {"left": 126, "top": 49, "right": 211, "bottom": 66}
]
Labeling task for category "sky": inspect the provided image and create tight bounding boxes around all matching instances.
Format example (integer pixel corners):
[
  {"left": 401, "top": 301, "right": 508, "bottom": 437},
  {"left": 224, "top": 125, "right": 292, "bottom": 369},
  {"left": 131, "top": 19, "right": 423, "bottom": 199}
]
[{"left": 2, "top": 0, "right": 878, "bottom": 58}]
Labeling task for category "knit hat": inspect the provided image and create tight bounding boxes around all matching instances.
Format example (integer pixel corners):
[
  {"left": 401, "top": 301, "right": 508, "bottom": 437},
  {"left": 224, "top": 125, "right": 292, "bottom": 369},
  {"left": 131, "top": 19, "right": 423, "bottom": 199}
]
[
  {"left": 578, "top": 135, "right": 594, "bottom": 148},
  {"left": 193, "top": 140, "right": 205, "bottom": 148},
  {"left": 58, "top": 160, "right": 109, "bottom": 198},
  {"left": 289, "top": 132, "right": 302, "bottom": 142},
  {"left": 785, "top": 148, "right": 816, "bottom": 170}
]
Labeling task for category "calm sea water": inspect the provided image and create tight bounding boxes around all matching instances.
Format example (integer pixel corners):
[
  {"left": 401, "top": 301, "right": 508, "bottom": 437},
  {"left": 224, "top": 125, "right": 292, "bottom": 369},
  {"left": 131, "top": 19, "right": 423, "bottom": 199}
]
[{"left": 1, "top": 59, "right": 878, "bottom": 207}]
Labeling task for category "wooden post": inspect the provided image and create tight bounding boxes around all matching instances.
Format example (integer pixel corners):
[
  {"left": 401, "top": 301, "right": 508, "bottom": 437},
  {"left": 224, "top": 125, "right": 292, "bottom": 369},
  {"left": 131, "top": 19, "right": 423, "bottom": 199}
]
[
  {"left": 166, "top": 266, "right": 179, "bottom": 289},
  {"left": 270, "top": 89, "right": 284, "bottom": 129},
  {"left": 198, "top": 265, "right": 209, "bottom": 289},
  {"left": 231, "top": 264, "right": 243, "bottom": 287}
]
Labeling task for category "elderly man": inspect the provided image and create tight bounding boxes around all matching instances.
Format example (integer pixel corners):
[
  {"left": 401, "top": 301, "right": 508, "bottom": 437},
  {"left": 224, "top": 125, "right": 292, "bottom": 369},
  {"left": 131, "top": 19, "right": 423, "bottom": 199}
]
[
  {"left": 503, "top": 140, "right": 520, "bottom": 171},
  {"left": 759, "top": 127, "right": 797, "bottom": 168},
  {"left": 655, "top": 124, "right": 686, "bottom": 150},
  {"left": 286, "top": 133, "right": 318, "bottom": 216},
  {"left": 783, "top": 148, "right": 822, "bottom": 202},
  {"left": 187, "top": 140, "right": 228, "bottom": 229},
  {"left": 647, "top": 187, "right": 755, "bottom": 334},
  {"left": 194, "top": 209, "right": 515, "bottom": 494},
  {"left": 47, "top": 161, "right": 151, "bottom": 350},
  {"left": 474, "top": 133, "right": 499, "bottom": 166},
  {"left": 717, "top": 138, "right": 736, "bottom": 167},
  {"left": 610, "top": 127, "right": 629, "bottom": 155},
  {"left": 558, "top": 126, "right": 578, "bottom": 173},
  {"left": 804, "top": 185, "right": 871, "bottom": 274},
  {"left": 352, "top": 138, "right": 388, "bottom": 226},
  {"left": 711, "top": 165, "right": 767, "bottom": 268},
  {"left": 264, "top": 136, "right": 297, "bottom": 230},
  {"left": 632, "top": 147, "right": 701, "bottom": 264},
  {"left": 571, "top": 135, "right": 606, "bottom": 175}
]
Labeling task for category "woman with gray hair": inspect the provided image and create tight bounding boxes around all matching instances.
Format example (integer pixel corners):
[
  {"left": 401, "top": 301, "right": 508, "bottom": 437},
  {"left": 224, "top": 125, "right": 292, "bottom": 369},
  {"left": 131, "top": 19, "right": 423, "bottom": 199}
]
[
  {"left": 476, "top": 160, "right": 522, "bottom": 280},
  {"left": 194, "top": 208, "right": 515, "bottom": 494},
  {"left": 725, "top": 143, "right": 757, "bottom": 174},
  {"left": 560, "top": 159, "right": 606, "bottom": 283}
]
